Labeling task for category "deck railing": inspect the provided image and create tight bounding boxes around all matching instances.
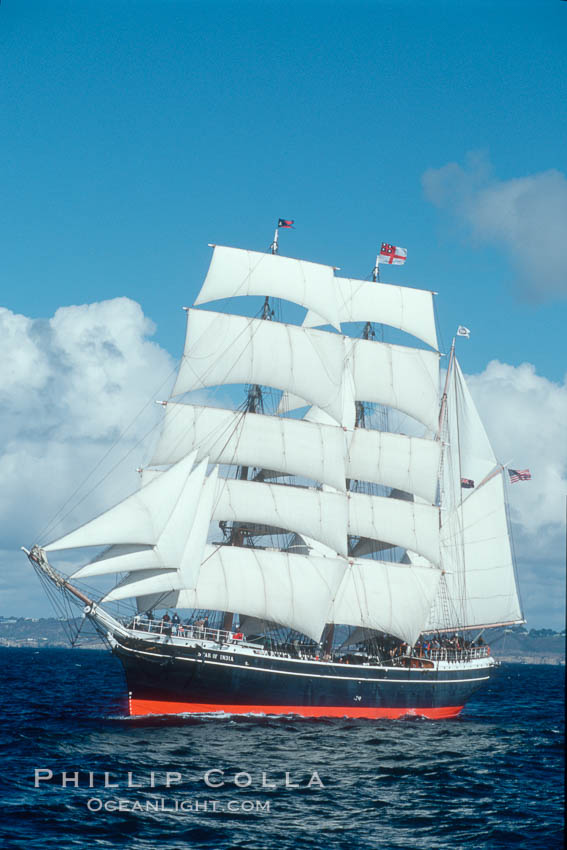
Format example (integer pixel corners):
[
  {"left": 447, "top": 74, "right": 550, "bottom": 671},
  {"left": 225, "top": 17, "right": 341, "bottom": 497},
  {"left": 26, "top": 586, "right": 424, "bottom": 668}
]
[
  {"left": 125, "top": 618, "right": 492, "bottom": 663},
  {"left": 427, "top": 646, "right": 490, "bottom": 662},
  {"left": 128, "top": 618, "right": 241, "bottom": 644}
]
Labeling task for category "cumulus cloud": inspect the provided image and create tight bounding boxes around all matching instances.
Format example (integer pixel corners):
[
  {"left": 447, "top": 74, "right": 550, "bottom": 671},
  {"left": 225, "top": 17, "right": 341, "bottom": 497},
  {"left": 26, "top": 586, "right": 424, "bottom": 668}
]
[
  {"left": 465, "top": 360, "right": 566, "bottom": 628},
  {"left": 422, "top": 153, "right": 567, "bottom": 300},
  {"left": 0, "top": 299, "right": 176, "bottom": 612}
]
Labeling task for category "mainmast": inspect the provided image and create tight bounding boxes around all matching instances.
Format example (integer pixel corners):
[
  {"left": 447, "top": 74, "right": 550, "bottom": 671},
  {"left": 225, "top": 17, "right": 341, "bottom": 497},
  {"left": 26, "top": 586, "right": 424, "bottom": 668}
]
[
  {"left": 372, "top": 252, "right": 380, "bottom": 283},
  {"left": 326, "top": 251, "right": 383, "bottom": 654},
  {"left": 221, "top": 220, "right": 292, "bottom": 630}
]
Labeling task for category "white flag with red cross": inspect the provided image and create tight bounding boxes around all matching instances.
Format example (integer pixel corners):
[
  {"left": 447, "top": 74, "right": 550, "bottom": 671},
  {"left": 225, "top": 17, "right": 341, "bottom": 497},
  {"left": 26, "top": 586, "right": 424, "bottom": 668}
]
[{"left": 378, "top": 242, "right": 407, "bottom": 265}]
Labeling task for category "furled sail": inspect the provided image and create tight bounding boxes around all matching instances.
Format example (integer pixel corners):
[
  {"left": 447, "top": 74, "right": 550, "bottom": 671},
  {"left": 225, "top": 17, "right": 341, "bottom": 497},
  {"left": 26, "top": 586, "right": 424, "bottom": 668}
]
[
  {"left": 149, "top": 403, "right": 348, "bottom": 492},
  {"left": 304, "top": 276, "right": 438, "bottom": 351},
  {"left": 195, "top": 245, "right": 341, "bottom": 330}
]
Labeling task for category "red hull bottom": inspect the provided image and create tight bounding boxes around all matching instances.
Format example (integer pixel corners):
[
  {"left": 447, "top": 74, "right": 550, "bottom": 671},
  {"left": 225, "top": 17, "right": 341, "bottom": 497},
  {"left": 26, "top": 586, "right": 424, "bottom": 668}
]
[{"left": 129, "top": 698, "right": 464, "bottom": 719}]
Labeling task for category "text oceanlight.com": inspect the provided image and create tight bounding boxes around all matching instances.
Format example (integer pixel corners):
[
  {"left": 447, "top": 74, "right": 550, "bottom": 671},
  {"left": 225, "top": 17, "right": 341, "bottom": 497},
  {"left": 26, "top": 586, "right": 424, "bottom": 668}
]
[{"left": 86, "top": 797, "right": 270, "bottom": 813}]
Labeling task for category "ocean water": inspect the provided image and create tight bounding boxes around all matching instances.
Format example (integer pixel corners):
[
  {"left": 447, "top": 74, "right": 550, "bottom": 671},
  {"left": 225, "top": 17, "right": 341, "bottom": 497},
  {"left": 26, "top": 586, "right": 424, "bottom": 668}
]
[{"left": 0, "top": 648, "right": 564, "bottom": 850}]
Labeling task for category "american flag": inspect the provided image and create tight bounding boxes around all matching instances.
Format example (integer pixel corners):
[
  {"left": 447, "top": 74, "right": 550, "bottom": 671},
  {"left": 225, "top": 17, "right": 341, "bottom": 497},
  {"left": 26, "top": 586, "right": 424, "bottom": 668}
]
[
  {"left": 508, "top": 468, "right": 532, "bottom": 483},
  {"left": 278, "top": 218, "right": 294, "bottom": 229},
  {"left": 378, "top": 242, "right": 407, "bottom": 265},
  {"left": 461, "top": 477, "right": 475, "bottom": 488}
]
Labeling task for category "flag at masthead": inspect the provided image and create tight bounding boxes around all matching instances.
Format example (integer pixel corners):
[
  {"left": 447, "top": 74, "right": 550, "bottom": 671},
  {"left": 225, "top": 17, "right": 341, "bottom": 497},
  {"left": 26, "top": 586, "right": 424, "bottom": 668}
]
[
  {"left": 271, "top": 218, "right": 295, "bottom": 254},
  {"left": 373, "top": 241, "right": 407, "bottom": 280}
]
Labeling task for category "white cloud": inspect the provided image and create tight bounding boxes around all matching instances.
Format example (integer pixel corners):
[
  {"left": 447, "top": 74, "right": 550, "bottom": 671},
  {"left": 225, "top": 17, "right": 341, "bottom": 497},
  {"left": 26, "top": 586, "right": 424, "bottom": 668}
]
[
  {"left": 0, "top": 299, "right": 176, "bottom": 613},
  {"left": 465, "top": 360, "right": 566, "bottom": 628},
  {"left": 422, "top": 153, "right": 567, "bottom": 300}
]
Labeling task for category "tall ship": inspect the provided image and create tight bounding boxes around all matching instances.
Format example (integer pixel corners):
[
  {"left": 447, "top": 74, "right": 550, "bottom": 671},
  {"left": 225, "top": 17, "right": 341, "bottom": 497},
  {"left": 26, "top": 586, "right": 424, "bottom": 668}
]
[{"left": 24, "top": 225, "right": 524, "bottom": 718}]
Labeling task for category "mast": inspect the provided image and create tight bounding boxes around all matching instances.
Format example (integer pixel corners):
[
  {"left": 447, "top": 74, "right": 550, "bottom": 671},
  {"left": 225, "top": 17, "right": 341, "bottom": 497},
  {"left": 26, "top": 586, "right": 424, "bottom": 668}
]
[
  {"left": 372, "top": 252, "right": 380, "bottom": 282},
  {"left": 270, "top": 227, "right": 279, "bottom": 255},
  {"left": 327, "top": 254, "right": 386, "bottom": 653},
  {"left": 222, "top": 221, "right": 286, "bottom": 631},
  {"left": 438, "top": 337, "right": 456, "bottom": 439}
]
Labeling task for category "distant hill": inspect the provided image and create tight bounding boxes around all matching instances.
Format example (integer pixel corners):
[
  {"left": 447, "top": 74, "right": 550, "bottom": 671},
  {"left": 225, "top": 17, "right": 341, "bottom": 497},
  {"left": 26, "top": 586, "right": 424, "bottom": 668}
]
[
  {"left": 487, "top": 627, "right": 565, "bottom": 665},
  {"left": 0, "top": 616, "right": 104, "bottom": 648}
]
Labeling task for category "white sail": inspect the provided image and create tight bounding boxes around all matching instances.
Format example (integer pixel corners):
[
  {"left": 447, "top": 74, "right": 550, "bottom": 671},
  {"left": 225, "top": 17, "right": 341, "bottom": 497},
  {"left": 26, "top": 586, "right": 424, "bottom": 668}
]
[
  {"left": 172, "top": 310, "right": 352, "bottom": 426},
  {"left": 276, "top": 337, "right": 439, "bottom": 431},
  {"left": 178, "top": 466, "right": 219, "bottom": 587},
  {"left": 74, "top": 469, "right": 349, "bottom": 581},
  {"left": 304, "top": 276, "right": 438, "bottom": 350},
  {"left": 429, "top": 472, "right": 523, "bottom": 630},
  {"left": 44, "top": 451, "right": 199, "bottom": 552},
  {"left": 73, "top": 544, "right": 161, "bottom": 579},
  {"left": 149, "top": 403, "right": 347, "bottom": 492},
  {"left": 349, "top": 336, "right": 439, "bottom": 432},
  {"left": 75, "top": 462, "right": 218, "bottom": 587},
  {"left": 346, "top": 429, "right": 440, "bottom": 503},
  {"left": 104, "top": 544, "right": 348, "bottom": 642},
  {"left": 195, "top": 245, "right": 341, "bottom": 330},
  {"left": 442, "top": 357, "right": 498, "bottom": 511},
  {"left": 348, "top": 492, "right": 439, "bottom": 565},
  {"left": 427, "top": 353, "right": 523, "bottom": 630},
  {"left": 73, "top": 455, "right": 207, "bottom": 578},
  {"left": 139, "top": 469, "right": 162, "bottom": 486},
  {"left": 328, "top": 560, "right": 441, "bottom": 646},
  {"left": 304, "top": 405, "right": 338, "bottom": 426},
  {"left": 213, "top": 478, "right": 348, "bottom": 557}
]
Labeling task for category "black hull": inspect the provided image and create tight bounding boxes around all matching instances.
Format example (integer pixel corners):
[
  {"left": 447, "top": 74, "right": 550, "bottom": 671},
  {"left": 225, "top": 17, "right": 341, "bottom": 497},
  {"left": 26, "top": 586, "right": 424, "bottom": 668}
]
[{"left": 112, "top": 633, "right": 493, "bottom": 719}]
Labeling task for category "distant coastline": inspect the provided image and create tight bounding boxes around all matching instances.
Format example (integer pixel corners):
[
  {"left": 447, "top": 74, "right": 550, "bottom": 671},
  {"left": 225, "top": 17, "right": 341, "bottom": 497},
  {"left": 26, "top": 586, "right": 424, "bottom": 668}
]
[{"left": 1, "top": 617, "right": 564, "bottom": 665}]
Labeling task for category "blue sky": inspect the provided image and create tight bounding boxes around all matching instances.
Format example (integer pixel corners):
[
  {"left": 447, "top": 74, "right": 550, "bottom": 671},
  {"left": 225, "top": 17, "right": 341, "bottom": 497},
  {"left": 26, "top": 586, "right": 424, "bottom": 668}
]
[
  {"left": 2, "top": 0, "right": 566, "bottom": 369},
  {"left": 1, "top": 0, "right": 566, "bottom": 626}
]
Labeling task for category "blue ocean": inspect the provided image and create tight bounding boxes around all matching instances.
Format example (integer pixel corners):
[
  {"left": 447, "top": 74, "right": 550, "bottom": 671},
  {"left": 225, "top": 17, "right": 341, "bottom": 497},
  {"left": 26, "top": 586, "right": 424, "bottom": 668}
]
[{"left": 1, "top": 648, "right": 564, "bottom": 849}]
